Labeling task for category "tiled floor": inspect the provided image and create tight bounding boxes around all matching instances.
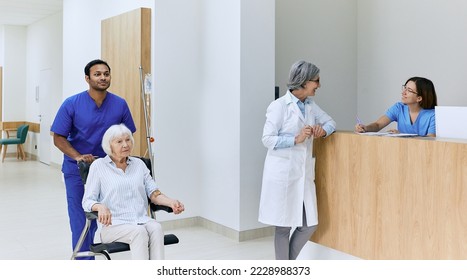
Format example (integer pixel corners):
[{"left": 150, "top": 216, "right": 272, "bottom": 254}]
[{"left": 0, "top": 158, "right": 359, "bottom": 260}]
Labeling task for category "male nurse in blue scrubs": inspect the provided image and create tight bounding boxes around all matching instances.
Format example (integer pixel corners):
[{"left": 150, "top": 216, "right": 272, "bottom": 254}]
[{"left": 51, "top": 59, "right": 136, "bottom": 259}]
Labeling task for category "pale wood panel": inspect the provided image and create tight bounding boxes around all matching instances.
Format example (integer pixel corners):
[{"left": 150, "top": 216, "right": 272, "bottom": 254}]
[
  {"left": 312, "top": 132, "right": 467, "bottom": 259},
  {"left": 101, "top": 8, "right": 151, "bottom": 157}
]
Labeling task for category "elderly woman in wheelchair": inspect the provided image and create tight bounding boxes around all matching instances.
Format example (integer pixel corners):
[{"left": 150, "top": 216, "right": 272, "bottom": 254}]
[{"left": 81, "top": 123, "right": 184, "bottom": 260}]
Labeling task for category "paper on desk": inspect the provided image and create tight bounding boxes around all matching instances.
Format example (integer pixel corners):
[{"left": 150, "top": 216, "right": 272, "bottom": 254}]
[
  {"left": 384, "top": 133, "right": 418, "bottom": 137},
  {"left": 357, "top": 132, "right": 417, "bottom": 137}
]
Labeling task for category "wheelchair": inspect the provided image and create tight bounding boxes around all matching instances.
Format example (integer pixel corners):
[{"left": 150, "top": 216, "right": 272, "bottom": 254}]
[{"left": 71, "top": 157, "right": 179, "bottom": 260}]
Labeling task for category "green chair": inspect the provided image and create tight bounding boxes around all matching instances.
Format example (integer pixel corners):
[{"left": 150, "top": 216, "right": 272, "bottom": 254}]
[{"left": 0, "top": 124, "right": 29, "bottom": 162}]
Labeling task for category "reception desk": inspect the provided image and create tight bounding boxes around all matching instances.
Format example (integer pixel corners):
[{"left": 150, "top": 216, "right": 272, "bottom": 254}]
[{"left": 311, "top": 131, "right": 467, "bottom": 259}]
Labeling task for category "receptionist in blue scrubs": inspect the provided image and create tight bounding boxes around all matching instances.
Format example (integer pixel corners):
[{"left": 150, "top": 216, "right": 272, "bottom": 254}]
[{"left": 355, "top": 76, "right": 438, "bottom": 137}]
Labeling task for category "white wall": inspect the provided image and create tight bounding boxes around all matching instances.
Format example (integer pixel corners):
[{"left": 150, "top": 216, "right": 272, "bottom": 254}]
[
  {"left": 2, "top": 26, "right": 27, "bottom": 121},
  {"left": 197, "top": 0, "right": 241, "bottom": 230},
  {"left": 62, "top": 0, "right": 155, "bottom": 98},
  {"left": 153, "top": 0, "right": 275, "bottom": 230},
  {"left": 239, "top": 0, "right": 275, "bottom": 230},
  {"left": 357, "top": 0, "right": 467, "bottom": 126},
  {"left": 276, "top": 0, "right": 358, "bottom": 131},
  {"left": 25, "top": 12, "right": 63, "bottom": 158},
  {"left": 152, "top": 0, "right": 203, "bottom": 222},
  {"left": 0, "top": 27, "right": 4, "bottom": 66},
  {"left": 0, "top": 16, "right": 62, "bottom": 158}
]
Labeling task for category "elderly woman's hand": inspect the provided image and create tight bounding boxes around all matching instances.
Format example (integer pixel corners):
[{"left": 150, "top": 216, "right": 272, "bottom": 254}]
[
  {"left": 170, "top": 200, "right": 185, "bottom": 214},
  {"left": 95, "top": 204, "right": 112, "bottom": 226}
]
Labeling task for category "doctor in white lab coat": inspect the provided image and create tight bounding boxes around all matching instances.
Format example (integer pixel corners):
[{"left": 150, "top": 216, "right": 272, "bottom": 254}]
[{"left": 259, "top": 60, "right": 336, "bottom": 260}]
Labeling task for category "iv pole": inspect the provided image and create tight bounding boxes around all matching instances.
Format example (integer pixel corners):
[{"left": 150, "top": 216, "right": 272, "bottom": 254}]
[{"left": 139, "top": 65, "right": 155, "bottom": 176}]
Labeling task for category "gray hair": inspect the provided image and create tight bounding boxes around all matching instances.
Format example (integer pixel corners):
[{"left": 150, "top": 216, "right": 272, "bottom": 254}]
[
  {"left": 101, "top": 124, "right": 134, "bottom": 156},
  {"left": 287, "top": 60, "right": 320, "bottom": 91}
]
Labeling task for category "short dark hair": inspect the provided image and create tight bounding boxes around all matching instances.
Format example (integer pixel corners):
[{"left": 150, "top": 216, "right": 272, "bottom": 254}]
[{"left": 84, "top": 59, "right": 111, "bottom": 76}]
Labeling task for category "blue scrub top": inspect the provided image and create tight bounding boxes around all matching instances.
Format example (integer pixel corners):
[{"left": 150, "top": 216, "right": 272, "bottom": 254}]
[
  {"left": 51, "top": 91, "right": 136, "bottom": 174},
  {"left": 385, "top": 102, "right": 435, "bottom": 136}
]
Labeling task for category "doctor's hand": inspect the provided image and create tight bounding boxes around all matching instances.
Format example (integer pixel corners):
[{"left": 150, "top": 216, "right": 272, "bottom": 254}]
[
  {"left": 311, "top": 125, "right": 326, "bottom": 138},
  {"left": 295, "top": 125, "right": 313, "bottom": 144}
]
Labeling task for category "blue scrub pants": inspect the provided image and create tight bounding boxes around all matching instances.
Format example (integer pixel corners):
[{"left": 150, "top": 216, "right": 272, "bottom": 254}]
[{"left": 64, "top": 173, "right": 97, "bottom": 260}]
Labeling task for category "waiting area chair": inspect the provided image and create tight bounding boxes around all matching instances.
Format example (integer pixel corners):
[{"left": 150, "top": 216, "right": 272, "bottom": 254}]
[
  {"left": 71, "top": 156, "right": 179, "bottom": 260},
  {"left": 0, "top": 124, "right": 29, "bottom": 163}
]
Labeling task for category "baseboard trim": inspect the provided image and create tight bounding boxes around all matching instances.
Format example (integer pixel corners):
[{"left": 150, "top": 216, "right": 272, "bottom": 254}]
[
  {"left": 160, "top": 217, "right": 274, "bottom": 242},
  {"left": 22, "top": 155, "right": 61, "bottom": 170},
  {"left": 2, "top": 152, "right": 37, "bottom": 161}
]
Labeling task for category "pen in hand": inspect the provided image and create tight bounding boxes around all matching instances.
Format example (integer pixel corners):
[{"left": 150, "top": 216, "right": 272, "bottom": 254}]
[{"left": 355, "top": 116, "right": 366, "bottom": 133}]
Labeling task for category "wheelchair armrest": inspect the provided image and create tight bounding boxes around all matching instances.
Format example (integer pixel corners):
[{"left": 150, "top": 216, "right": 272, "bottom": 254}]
[
  {"left": 86, "top": 205, "right": 173, "bottom": 221},
  {"left": 88, "top": 206, "right": 173, "bottom": 221},
  {"left": 150, "top": 203, "right": 173, "bottom": 213},
  {"left": 85, "top": 211, "right": 98, "bottom": 220}
]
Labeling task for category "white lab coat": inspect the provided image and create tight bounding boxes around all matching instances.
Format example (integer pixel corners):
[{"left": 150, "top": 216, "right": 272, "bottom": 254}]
[{"left": 258, "top": 91, "right": 335, "bottom": 227}]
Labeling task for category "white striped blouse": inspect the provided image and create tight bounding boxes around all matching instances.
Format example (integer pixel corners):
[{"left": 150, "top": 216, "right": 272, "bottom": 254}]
[{"left": 82, "top": 156, "right": 158, "bottom": 225}]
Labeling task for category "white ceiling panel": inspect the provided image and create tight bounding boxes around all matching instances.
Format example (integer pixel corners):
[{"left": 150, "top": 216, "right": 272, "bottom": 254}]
[{"left": 0, "top": 0, "right": 63, "bottom": 26}]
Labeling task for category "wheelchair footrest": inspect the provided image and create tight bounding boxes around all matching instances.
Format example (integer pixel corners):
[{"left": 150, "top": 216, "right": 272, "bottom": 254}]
[{"left": 164, "top": 234, "right": 179, "bottom": 245}]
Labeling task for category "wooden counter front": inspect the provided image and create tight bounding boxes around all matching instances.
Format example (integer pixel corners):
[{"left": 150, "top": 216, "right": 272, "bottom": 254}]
[{"left": 311, "top": 131, "right": 467, "bottom": 259}]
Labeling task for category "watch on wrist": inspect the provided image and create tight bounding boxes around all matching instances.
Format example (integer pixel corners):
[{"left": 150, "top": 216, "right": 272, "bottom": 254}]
[{"left": 152, "top": 189, "right": 162, "bottom": 198}]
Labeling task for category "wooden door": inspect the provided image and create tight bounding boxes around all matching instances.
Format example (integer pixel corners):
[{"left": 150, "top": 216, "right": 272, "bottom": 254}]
[{"left": 101, "top": 8, "right": 151, "bottom": 157}]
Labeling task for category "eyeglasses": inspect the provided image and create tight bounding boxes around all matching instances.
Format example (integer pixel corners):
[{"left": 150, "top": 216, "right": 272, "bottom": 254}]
[
  {"left": 402, "top": 85, "right": 418, "bottom": 95},
  {"left": 309, "top": 78, "right": 320, "bottom": 84}
]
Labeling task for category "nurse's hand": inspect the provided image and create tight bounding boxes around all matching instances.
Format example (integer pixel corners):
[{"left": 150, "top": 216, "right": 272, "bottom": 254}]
[
  {"left": 76, "top": 154, "right": 96, "bottom": 163},
  {"left": 355, "top": 123, "right": 366, "bottom": 133}
]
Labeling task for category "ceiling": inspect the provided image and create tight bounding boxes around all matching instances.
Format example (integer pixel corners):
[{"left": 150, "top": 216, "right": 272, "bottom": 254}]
[{"left": 0, "top": 0, "right": 63, "bottom": 26}]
